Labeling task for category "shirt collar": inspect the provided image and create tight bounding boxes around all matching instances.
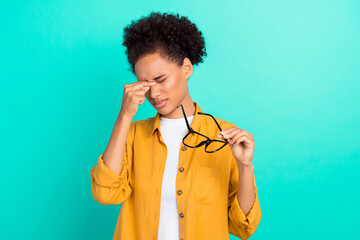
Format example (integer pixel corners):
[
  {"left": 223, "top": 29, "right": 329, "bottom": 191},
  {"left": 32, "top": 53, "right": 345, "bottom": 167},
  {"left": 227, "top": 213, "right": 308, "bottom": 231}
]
[{"left": 148, "top": 101, "right": 204, "bottom": 137}]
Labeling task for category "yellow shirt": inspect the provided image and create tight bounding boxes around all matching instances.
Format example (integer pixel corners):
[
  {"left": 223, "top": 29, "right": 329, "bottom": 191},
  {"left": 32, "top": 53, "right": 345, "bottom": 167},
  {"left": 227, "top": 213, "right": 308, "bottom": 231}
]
[{"left": 90, "top": 101, "right": 262, "bottom": 240}]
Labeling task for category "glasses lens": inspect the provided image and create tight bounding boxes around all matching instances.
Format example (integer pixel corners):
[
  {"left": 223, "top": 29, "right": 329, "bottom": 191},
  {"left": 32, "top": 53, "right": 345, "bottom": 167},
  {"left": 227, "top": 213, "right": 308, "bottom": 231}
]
[
  {"left": 183, "top": 132, "right": 208, "bottom": 147},
  {"left": 206, "top": 140, "right": 227, "bottom": 152},
  {"left": 184, "top": 132, "right": 227, "bottom": 151}
]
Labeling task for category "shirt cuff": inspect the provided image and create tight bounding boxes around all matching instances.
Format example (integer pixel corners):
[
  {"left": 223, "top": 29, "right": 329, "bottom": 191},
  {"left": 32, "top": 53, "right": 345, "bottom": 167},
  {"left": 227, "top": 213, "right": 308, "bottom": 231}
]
[
  {"left": 91, "top": 153, "right": 128, "bottom": 188},
  {"left": 229, "top": 190, "right": 262, "bottom": 229}
]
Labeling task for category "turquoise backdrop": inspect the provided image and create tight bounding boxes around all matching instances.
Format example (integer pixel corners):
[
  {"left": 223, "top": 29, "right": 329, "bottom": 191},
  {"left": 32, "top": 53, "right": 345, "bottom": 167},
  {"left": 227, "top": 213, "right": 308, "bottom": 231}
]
[{"left": 1, "top": 0, "right": 359, "bottom": 239}]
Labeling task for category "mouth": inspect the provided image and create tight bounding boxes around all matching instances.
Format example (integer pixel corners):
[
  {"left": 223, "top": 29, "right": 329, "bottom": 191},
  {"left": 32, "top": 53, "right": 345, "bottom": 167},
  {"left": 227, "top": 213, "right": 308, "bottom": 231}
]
[{"left": 154, "top": 99, "right": 168, "bottom": 108}]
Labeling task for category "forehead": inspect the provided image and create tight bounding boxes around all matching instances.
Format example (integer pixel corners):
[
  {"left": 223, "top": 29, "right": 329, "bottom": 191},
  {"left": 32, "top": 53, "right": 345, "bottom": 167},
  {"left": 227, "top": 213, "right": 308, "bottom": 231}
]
[{"left": 135, "top": 53, "right": 177, "bottom": 79}]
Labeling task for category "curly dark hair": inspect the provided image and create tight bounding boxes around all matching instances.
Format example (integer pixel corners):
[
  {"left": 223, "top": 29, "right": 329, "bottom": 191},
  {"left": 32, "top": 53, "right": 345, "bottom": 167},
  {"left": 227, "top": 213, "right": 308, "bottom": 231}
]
[{"left": 122, "top": 11, "right": 207, "bottom": 75}]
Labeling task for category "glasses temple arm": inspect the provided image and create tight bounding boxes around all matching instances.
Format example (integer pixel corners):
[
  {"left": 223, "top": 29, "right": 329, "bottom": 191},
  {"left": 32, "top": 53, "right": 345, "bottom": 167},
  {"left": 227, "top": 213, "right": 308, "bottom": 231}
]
[
  {"left": 177, "top": 105, "right": 192, "bottom": 130},
  {"left": 198, "top": 112, "right": 223, "bottom": 132}
]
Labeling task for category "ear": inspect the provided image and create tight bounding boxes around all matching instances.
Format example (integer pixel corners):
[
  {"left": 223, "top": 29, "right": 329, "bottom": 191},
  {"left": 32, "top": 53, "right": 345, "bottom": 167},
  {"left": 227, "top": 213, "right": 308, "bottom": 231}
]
[{"left": 182, "top": 57, "right": 193, "bottom": 79}]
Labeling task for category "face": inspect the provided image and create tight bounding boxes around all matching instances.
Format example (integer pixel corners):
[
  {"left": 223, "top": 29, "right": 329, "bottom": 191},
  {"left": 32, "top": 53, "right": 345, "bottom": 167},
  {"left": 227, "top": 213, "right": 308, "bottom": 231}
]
[{"left": 134, "top": 52, "right": 193, "bottom": 118}]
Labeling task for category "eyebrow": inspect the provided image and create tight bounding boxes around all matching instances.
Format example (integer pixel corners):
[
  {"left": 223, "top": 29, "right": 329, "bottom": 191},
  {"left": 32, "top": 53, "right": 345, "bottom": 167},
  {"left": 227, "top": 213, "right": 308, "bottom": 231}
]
[{"left": 144, "top": 74, "right": 166, "bottom": 81}]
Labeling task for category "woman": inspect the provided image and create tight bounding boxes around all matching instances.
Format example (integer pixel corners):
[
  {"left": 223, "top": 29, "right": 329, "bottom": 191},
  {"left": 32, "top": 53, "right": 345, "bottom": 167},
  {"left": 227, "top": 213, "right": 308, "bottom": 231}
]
[{"left": 90, "top": 11, "right": 262, "bottom": 240}]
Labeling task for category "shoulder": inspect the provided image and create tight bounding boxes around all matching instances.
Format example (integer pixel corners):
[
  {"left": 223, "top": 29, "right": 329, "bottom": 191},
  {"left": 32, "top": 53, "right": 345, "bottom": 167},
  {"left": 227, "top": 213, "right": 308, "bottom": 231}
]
[
  {"left": 131, "top": 115, "right": 154, "bottom": 127},
  {"left": 212, "top": 115, "right": 238, "bottom": 130},
  {"left": 129, "top": 114, "right": 156, "bottom": 134}
]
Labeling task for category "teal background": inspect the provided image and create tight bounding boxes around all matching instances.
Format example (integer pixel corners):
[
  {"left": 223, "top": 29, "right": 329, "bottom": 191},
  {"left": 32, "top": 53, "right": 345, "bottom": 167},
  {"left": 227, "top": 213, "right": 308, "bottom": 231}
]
[{"left": 1, "top": 0, "right": 359, "bottom": 239}]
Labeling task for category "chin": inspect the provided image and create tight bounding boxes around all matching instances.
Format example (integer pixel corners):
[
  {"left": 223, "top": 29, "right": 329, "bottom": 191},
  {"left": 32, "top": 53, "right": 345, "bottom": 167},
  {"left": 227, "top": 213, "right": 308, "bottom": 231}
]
[{"left": 158, "top": 103, "right": 175, "bottom": 115}]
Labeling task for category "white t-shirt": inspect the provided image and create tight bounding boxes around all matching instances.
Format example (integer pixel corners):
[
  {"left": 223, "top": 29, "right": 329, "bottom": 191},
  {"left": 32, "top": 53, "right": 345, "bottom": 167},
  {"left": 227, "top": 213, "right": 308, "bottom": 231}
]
[{"left": 157, "top": 114, "right": 195, "bottom": 240}]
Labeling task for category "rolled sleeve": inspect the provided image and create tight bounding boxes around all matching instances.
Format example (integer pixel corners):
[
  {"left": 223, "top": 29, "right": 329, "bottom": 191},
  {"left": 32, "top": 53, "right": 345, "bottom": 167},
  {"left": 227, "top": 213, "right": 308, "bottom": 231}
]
[
  {"left": 90, "top": 122, "right": 135, "bottom": 205},
  {"left": 92, "top": 153, "right": 130, "bottom": 188},
  {"left": 228, "top": 183, "right": 262, "bottom": 238}
]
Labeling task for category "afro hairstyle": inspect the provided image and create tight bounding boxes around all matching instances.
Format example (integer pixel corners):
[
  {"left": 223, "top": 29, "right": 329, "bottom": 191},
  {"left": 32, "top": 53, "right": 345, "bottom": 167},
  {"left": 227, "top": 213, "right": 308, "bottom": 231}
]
[{"left": 122, "top": 11, "right": 207, "bottom": 75}]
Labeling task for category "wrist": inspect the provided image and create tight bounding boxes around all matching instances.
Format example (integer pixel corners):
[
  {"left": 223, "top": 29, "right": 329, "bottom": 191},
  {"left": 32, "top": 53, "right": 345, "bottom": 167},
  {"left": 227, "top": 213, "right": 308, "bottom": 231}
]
[
  {"left": 236, "top": 162, "right": 254, "bottom": 171},
  {"left": 118, "top": 111, "right": 133, "bottom": 121}
]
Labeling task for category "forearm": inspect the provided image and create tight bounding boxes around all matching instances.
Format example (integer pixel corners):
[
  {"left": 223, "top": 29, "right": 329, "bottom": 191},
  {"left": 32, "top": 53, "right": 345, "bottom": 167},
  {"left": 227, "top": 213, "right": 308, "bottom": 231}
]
[
  {"left": 103, "top": 112, "right": 133, "bottom": 174},
  {"left": 236, "top": 163, "right": 255, "bottom": 217}
]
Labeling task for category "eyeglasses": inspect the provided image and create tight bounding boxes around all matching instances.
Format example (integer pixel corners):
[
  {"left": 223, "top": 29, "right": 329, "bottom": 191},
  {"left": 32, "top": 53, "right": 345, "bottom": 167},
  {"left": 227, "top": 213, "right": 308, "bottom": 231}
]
[{"left": 177, "top": 104, "right": 229, "bottom": 153}]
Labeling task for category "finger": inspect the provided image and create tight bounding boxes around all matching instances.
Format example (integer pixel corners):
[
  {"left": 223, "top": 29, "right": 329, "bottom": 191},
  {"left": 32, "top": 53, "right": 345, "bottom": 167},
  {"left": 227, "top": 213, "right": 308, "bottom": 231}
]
[
  {"left": 232, "top": 135, "right": 246, "bottom": 145},
  {"left": 141, "top": 86, "right": 151, "bottom": 94},
  {"left": 217, "top": 131, "right": 238, "bottom": 142},
  {"left": 219, "top": 127, "right": 237, "bottom": 135},
  {"left": 249, "top": 132, "right": 254, "bottom": 140},
  {"left": 136, "top": 95, "right": 146, "bottom": 105},
  {"left": 219, "top": 127, "right": 239, "bottom": 138},
  {"left": 140, "top": 81, "right": 156, "bottom": 87},
  {"left": 227, "top": 133, "right": 244, "bottom": 144},
  {"left": 216, "top": 127, "right": 234, "bottom": 138},
  {"left": 220, "top": 128, "right": 242, "bottom": 140},
  {"left": 233, "top": 135, "right": 253, "bottom": 146},
  {"left": 126, "top": 81, "right": 156, "bottom": 91},
  {"left": 216, "top": 129, "right": 237, "bottom": 139},
  {"left": 222, "top": 128, "right": 241, "bottom": 138},
  {"left": 242, "top": 131, "right": 253, "bottom": 140},
  {"left": 134, "top": 93, "right": 147, "bottom": 100},
  {"left": 230, "top": 130, "right": 246, "bottom": 139},
  {"left": 130, "top": 84, "right": 153, "bottom": 96}
]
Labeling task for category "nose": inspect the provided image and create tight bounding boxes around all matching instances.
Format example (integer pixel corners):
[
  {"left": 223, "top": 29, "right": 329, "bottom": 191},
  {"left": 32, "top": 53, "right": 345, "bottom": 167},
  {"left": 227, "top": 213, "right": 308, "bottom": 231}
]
[{"left": 149, "top": 83, "right": 161, "bottom": 99}]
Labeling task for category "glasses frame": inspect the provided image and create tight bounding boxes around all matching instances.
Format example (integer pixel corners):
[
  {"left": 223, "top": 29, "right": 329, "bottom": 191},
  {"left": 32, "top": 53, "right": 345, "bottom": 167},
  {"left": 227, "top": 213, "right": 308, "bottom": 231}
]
[{"left": 177, "top": 104, "right": 229, "bottom": 153}]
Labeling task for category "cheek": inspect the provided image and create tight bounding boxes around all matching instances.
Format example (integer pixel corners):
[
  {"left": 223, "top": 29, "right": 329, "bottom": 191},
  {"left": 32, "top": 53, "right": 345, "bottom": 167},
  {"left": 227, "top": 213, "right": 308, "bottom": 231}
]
[
  {"left": 166, "top": 78, "right": 182, "bottom": 90},
  {"left": 156, "top": 81, "right": 172, "bottom": 94}
]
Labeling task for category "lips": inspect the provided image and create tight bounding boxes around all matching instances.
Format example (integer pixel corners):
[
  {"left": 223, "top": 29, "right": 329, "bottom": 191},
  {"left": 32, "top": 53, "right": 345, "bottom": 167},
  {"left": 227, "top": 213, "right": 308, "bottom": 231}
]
[
  {"left": 154, "top": 99, "right": 167, "bottom": 105},
  {"left": 154, "top": 99, "right": 167, "bottom": 108}
]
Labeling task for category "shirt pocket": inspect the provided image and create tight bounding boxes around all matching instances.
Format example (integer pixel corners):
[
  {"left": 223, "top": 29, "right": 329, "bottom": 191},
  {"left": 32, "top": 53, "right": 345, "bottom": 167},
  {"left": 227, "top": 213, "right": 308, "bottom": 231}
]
[{"left": 194, "top": 166, "right": 222, "bottom": 205}]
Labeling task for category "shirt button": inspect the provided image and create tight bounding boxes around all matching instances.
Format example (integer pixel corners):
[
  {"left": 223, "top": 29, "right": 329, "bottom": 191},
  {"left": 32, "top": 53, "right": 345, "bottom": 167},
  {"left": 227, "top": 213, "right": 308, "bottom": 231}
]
[
  {"left": 179, "top": 167, "right": 184, "bottom": 172},
  {"left": 177, "top": 190, "right": 183, "bottom": 195},
  {"left": 182, "top": 146, "right": 187, "bottom": 151},
  {"left": 179, "top": 213, "right": 184, "bottom": 218}
]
